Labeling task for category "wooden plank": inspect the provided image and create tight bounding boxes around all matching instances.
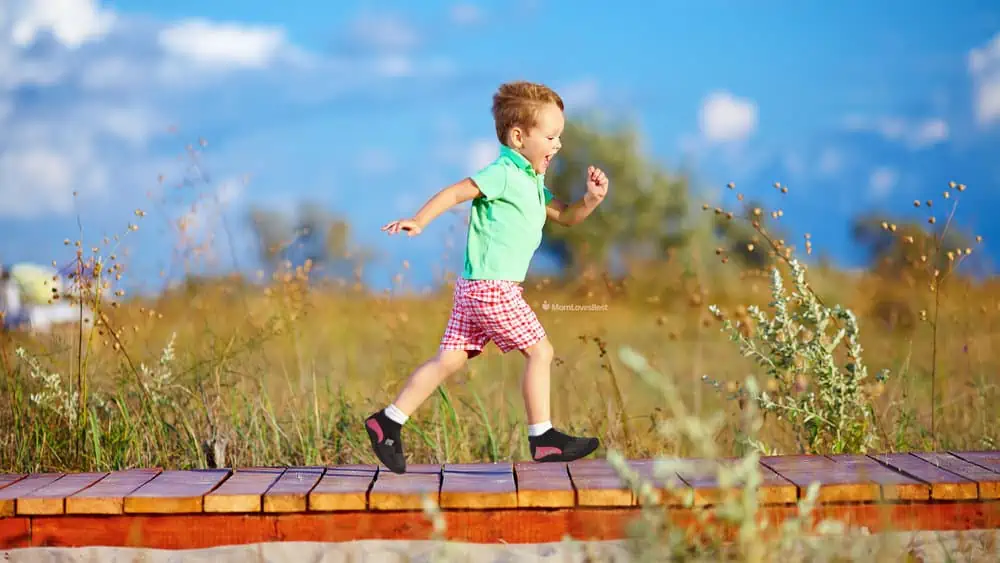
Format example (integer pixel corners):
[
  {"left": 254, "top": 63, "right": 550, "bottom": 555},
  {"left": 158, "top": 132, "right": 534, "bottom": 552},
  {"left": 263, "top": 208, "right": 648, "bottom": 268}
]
[
  {"left": 628, "top": 459, "right": 688, "bottom": 506},
  {"left": 513, "top": 462, "right": 575, "bottom": 508},
  {"left": 309, "top": 464, "right": 377, "bottom": 511},
  {"left": 567, "top": 459, "right": 632, "bottom": 506},
  {"left": 19, "top": 500, "right": 1000, "bottom": 548},
  {"left": 440, "top": 462, "right": 516, "bottom": 509},
  {"left": 16, "top": 472, "right": 109, "bottom": 515},
  {"left": 950, "top": 451, "right": 1000, "bottom": 474},
  {"left": 66, "top": 469, "right": 162, "bottom": 514},
  {"left": 678, "top": 458, "right": 798, "bottom": 506},
  {"left": 204, "top": 467, "right": 284, "bottom": 513},
  {"left": 263, "top": 466, "right": 324, "bottom": 513},
  {"left": 870, "top": 453, "right": 978, "bottom": 501},
  {"left": 124, "top": 469, "right": 230, "bottom": 514},
  {"left": 0, "top": 473, "right": 63, "bottom": 517},
  {"left": 0, "top": 517, "right": 31, "bottom": 549},
  {"left": 368, "top": 464, "right": 440, "bottom": 511},
  {"left": 911, "top": 452, "right": 1000, "bottom": 499},
  {"left": 825, "top": 455, "right": 929, "bottom": 501},
  {"left": 761, "top": 455, "right": 879, "bottom": 502},
  {"left": 0, "top": 474, "right": 27, "bottom": 491}
]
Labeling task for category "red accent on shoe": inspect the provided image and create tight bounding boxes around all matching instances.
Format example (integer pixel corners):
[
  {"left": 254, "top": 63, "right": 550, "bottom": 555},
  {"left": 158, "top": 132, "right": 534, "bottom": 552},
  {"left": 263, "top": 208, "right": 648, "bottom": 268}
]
[
  {"left": 533, "top": 446, "right": 562, "bottom": 460},
  {"left": 366, "top": 418, "right": 384, "bottom": 442}
]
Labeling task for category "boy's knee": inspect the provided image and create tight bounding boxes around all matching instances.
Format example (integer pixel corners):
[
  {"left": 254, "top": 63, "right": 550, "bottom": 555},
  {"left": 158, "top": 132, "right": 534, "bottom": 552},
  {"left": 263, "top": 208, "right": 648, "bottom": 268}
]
[
  {"left": 434, "top": 349, "right": 470, "bottom": 373},
  {"left": 522, "top": 337, "right": 554, "bottom": 362}
]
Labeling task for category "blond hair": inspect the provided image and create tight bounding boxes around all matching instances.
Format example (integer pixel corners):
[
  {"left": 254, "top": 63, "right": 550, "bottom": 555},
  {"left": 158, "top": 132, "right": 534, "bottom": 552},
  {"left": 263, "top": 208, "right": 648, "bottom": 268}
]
[{"left": 491, "top": 81, "right": 564, "bottom": 144}]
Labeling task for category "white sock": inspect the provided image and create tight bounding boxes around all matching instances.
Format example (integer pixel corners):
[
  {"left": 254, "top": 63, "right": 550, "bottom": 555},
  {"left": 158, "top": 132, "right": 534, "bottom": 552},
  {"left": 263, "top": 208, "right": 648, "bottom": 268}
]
[
  {"left": 384, "top": 403, "right": 409, "bottom": 425},
  {"left": 527, "top": 421, "right": 552, "bottom": 437}
]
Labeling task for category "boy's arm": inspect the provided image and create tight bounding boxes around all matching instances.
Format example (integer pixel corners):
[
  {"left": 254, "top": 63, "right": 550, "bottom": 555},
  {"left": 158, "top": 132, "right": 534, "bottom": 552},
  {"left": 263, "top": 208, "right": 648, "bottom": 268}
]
[
  {"left": 546, "top": 192, "right": 603, "bottom": 226},
  {"left": 545, "top": 166, "right": 608, "bottom": 226},
  {"left": 383, "top": 178, "right": 482, "bottom": 236},
  {"left": 412, "top": 178, "right": 482, "bottom": 229}
]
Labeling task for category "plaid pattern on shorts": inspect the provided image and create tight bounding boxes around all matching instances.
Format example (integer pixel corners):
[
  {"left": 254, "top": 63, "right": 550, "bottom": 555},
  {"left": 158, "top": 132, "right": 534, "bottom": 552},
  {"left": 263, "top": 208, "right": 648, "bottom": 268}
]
[{"left": 439, "top": 278, "right": 546, "bottom": 353}]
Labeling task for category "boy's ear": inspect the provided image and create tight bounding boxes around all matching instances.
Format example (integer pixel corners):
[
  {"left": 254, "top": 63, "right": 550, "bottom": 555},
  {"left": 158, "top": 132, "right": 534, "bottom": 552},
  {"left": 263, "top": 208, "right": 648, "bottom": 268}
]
[{"left": 509, "top": 126, "right": 524, "bottom": 148}]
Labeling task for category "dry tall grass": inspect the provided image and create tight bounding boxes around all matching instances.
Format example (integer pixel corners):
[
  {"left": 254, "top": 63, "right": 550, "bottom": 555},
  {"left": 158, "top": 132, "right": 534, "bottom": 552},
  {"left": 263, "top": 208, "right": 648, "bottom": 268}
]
[{"left": 0, "top": 155, "right": 996, "bottom": 560}]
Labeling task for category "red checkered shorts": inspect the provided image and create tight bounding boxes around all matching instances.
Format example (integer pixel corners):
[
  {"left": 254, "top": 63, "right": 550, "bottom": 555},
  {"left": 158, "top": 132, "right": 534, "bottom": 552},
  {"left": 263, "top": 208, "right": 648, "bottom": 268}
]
[{"left": 439, "top": 278, "right": 546, "bottom": 353}]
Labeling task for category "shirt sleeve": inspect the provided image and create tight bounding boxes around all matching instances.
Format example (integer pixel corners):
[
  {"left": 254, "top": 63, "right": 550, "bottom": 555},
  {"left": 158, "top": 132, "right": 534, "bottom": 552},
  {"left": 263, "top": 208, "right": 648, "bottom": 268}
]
[
  {"left": 543, "top": 186, "right": 555, "bottom": 205},
  {"left": 470, "top": 160, "right": 507, "bottom": 201}
]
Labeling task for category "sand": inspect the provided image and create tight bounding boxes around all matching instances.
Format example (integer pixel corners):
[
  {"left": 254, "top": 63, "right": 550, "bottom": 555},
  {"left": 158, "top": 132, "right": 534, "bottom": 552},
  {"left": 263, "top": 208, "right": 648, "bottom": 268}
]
[{"left": 3, "top": 530, "right": 998, "bottom": 562}]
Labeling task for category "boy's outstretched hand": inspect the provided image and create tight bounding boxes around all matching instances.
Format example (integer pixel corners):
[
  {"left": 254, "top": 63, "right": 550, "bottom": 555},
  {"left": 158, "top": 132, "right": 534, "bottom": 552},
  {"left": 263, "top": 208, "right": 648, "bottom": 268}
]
[
  {"left": 585, "top": 166, "right": 609, "bottom": 205},
  {"left": 382, "top": 219, "right": 422, "bottom": 237}
]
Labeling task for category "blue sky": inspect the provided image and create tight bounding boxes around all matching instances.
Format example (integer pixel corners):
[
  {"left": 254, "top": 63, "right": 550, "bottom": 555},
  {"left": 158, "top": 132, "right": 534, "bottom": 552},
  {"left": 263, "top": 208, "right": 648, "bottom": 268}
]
[{"left": 1, "top": 0, "right": 999, "bottom": 295}]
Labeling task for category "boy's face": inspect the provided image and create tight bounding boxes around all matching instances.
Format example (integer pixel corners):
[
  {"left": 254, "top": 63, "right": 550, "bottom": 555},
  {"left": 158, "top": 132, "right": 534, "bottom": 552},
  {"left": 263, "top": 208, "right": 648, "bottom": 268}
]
[{"left": 511, "top": 102, "right": 564, "bottom": 174}]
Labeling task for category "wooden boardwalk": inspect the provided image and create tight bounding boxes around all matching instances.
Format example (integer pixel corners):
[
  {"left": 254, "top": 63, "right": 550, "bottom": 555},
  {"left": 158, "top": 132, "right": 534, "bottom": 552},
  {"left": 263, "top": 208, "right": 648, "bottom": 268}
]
[{"left": 2, "top": 451, "right": 1000, "bottom": 549}]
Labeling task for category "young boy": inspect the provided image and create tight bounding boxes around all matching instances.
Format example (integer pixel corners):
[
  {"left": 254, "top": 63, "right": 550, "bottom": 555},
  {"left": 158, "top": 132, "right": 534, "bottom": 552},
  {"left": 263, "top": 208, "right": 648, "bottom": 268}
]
[{"left": 366, "top": 81, "right": 609, "bottom": 474}]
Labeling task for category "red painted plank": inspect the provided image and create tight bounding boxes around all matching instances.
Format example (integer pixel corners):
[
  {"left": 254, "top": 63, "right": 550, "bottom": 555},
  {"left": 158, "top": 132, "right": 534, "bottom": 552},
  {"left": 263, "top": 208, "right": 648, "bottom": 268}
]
[
  {"left": 0, "top": 517, "right": 30, "bottom": 549},
  {"left": 20, "top": 500, "right": 1000, "bottom": 548}
]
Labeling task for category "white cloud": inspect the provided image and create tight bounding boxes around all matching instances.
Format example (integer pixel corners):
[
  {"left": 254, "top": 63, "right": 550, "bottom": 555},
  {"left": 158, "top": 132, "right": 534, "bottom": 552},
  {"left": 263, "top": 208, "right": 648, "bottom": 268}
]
[
  {"left": 911, "top": 119, "right": 949, "bottom": 147},
  {"left": 466, "top": 139, "right": 497, "bottom": 173},
  {"left": 817, "top": 148, "right": 843, "bottom": 176},
  {"left": 843, "top": 115, "right": 949, "bottom": 148},
  {"left": 450, "top": 4, "right": 483, "bottom": 25},
  {"left": 7, "top": 0, "right": 115, "bottom": 49},
  {"left": 869, "top": 167, "right": 898, "bottom": 199},
  {"left": 357, "top": 148, "right": 396, "bottom": 176},
  {"left": 349, "top": 11, "right": 420, "bottom": 52},
  {"left": 175, "top": 175, "right": 247, "bottom": 265},
  {"left": 559, "top": 78, "right": 599, "bottom": 109},
  {"left": 0, "top": 143, "right": 108, "bottom": 218},
  {"left": 698, "top": 91, "right": 757, "bottom": 142},
  {"left": 0, "top": 2, "right": 448, "bottom": 220},
  {"left": 158, "top": 19, "right": 288, "bottom": 69},
  {"left": 969, "top": 32, "right": 1000, "bottom": 126}
]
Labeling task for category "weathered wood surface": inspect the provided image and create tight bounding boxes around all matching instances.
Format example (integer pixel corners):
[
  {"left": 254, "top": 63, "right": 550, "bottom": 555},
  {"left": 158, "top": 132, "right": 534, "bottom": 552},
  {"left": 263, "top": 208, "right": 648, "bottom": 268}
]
[{"left": 2, "top": 450, "right": 1000, "bottom": 548}]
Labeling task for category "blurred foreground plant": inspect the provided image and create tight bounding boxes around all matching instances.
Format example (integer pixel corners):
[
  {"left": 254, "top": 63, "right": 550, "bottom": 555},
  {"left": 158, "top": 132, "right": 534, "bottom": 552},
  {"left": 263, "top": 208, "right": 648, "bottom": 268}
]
[
  {"left": 608, "top": 347, "right": 903, "bottom": 562},
  {"left": 706, "top": 259, "right": 886, "bottom": 455}
]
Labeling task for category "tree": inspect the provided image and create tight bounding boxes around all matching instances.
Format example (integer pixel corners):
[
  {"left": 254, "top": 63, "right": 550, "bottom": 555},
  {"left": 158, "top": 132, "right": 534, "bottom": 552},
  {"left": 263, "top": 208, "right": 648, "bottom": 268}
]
[
  {"left": 540, "top": 118, "right": 691, "bottom": 277},
  {"left": 850, "top": 212, "right": 977, "bottom": 283},
  {"left": 247, "top": 201, "right": 374, "bottom": 282},
  {"left": 710, "top": 198, "right": 786, "bottom": 271}
]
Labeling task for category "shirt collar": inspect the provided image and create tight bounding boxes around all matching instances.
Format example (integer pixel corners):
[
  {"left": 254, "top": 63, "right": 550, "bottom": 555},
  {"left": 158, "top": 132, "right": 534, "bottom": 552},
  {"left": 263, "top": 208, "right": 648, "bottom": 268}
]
[{"left": 500, "top": 145, "right": 540, "bottom": 178}]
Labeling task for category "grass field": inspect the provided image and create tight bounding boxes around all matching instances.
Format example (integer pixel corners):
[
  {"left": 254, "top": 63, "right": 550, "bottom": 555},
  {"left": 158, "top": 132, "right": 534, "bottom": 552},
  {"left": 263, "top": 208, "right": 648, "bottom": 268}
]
[
  {"left": 1, "top": 181, "right": 998, "bottom": 561},
  {"left": 2, "top": 244, "right": 997, "bottom": 473}
]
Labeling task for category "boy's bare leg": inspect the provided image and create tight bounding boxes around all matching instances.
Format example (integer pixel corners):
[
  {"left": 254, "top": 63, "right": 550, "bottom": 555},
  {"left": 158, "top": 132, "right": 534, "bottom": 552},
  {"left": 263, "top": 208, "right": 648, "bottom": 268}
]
[
  {"left": 392, "top": 348, "right": 471, "bottom": 414},
  {"left": 520, "top": 337, "right": 553, "bottom": 425},
  {"left": 520, "top": 336, "right": 600, "bottom": 463},
  {"left": 365, "top": 348, "right": 470, "bottom": 474}
]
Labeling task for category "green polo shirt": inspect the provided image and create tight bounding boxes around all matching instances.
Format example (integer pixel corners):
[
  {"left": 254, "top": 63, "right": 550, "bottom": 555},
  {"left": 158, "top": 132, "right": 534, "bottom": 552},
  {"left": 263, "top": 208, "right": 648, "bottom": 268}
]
[{"left": 463, "top": 145, "right": 554, "bottom": 282}]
